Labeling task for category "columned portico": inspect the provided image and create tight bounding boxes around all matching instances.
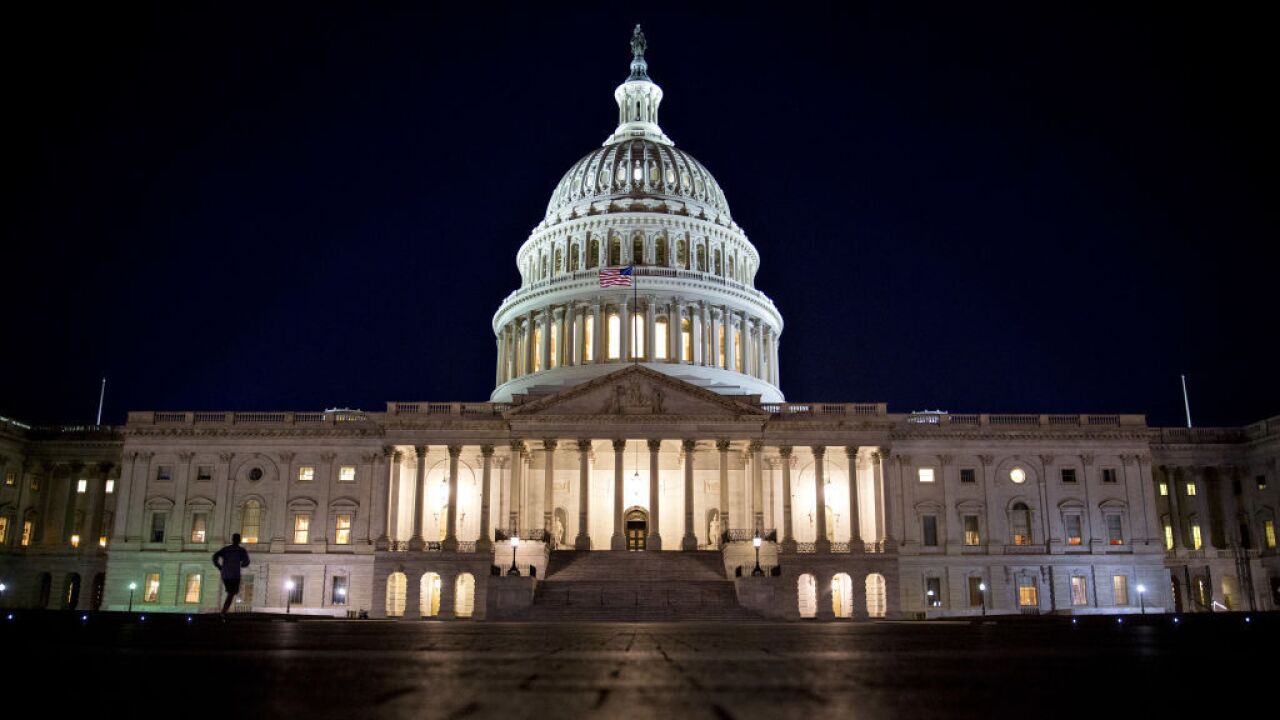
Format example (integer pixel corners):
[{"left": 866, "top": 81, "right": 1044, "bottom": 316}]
[
  {"left": 846, "top": 446, "right": 863, "bottom": 552},
  {"left": 780, "top": 446, "right": 796, "bottom": 553},
  {"left": 717, "top": 439, "right": 731, "bottom": 541},
  {"left": 647, "top": 438, "right": 662, "bottom": 550},
  {"left": 443, "top": 445, "right": 461, "bottom": 552},
  {"left": 477, "top": 445, "right": 494, "bottom": 553},
  {"left": 575, "top": 439, "right": 592, "bottom": 550},
  {"left": 813, "top": 445, "right": 830, "bottom": 553},
  {"left": 611, "top": 438, "right": 626, "bottom": 550},
  {"left": 409, "top": 445, "right": 427, "bottom": 551},
  {"left": 542, "top": 439, "right": 557, "bottom": 535},
  {"left": 682, "top": 439, "right": 698, "bottom": 550}
]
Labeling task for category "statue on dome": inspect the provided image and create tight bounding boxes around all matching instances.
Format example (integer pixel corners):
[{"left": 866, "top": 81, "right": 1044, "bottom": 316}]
[{"left": 631, "top": 25, "right": 647, "bottom": 59}]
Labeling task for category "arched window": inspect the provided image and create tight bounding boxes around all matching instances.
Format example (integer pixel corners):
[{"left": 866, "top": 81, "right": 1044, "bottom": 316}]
[
  {"left": 455, "top": 573, "right": 476, "bottom": 618},
  {"left": 570, "top": 244, "right": 580, "bottom": 272},
  {"left": 676, "top": 239, "right": 688, "bottom": 268},
  {"left": 420, "top": 572, "right": 441, "bottom": 617},
  {"left": 655, "top": 237, "right": 667, "bottom": 266},
  {"left": 714, "top": 248, "right": 722, "bottom": 275},
  {"left": 654, "top": 316, "right": 668, "bottom": 360},
  {"left": 631, "top": 311, "right": 645, "bottom": 359},
  {"left": 554, "top": 248, "right": 563, "bottom": 276},
  {"left": 385, "top": 572, "right": 407, "bottom": 617},
  {"left": 532, "top": 326, "right": 543, "bottom": 372},
  {"left": 609, "top": 238, "right": 621, "bottom": 266},
  {"left": 797, "top": 573, "right": 817, "bottom": 619},
  {"left": 681, "top": 317, "right": 693, "bottom": 362},
  {"left": 588, "top": 238, "right": 600, "bottom": 268},
  {"left": 728, "top": 255, "right": 736, "bottom": 281},
  {"left": 696, "top": 244, "right": 706, "bottom": 272},
  {"left": 632, "top": 236, "right": 645, "bottom": 265},
  {"left": 241, "top": 499, "right": 262, "bottom": 544},
  {"left": 832, "top": 573, "right": 853, "bottom": 618},
  {"left": 607, "top": 313, "right": 621, "bottom": 360},
  {"left": 865, "top": 573, "right": 887, "bottom": 618},
  {"left": 1010, "top": 502, "right": 1032, "bottom": 545},
  {"left": 582, "top": 311, "right": 594, "bottom": 363},
  {"left": 540, "top": 255, "right": 547, "bottom": 279}
]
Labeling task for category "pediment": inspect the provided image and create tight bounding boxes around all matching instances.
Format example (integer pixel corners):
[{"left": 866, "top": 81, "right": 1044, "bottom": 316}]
[{"left": 506, "top": 365, "right": 769, "bottom": 419}]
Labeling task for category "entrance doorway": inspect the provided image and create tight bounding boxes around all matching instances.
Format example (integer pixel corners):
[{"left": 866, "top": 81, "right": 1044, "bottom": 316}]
[{"left": 625, "top": 508, "right": 648, "bottom": 551}]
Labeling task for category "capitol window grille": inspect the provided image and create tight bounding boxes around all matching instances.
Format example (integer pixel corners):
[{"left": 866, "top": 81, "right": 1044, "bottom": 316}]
[
  {"left": 922, "top": 515, "right": 938, "bottom": 547},
  {"left": 1017, "top": 576, "right": 1038, "bottom": 607},
  {"left": 240, "top": 500, "right": 262, "bottom": 544},
  {"left": 335, "top": 514, "right": 352, "bottom": 545},
  {"left": 963, "top": 515, "right": 980, "bottom": 546},
  {"left": 185, "top": 573, "right": 202, "bottom": 604},
  {"left": 1106, "top": 515, "right": 1124, "bottom": 545},
  {"left": 960, "top": 468, "right": 975, "bottom": 484},
  {"left": 190, "top": 513, "right": 207, "bottom": 543},
  {"left": 1061, "top": 468, "right": 1077, "bottom": 484},
  {"left": 1070, "top": 576, "right": 1088, "bottom": 606},
  {"left": 1010, "top": 503, "right": 1032, "bottom": 545},
  {"left": 1065, "top": 514, "right": 1083, "bottom": 546},
  {"left": 293, "top": 514, "right": 310, "bottom": 545}
]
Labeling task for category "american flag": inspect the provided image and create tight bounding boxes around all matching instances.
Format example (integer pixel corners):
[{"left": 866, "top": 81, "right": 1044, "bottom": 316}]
[{"left": 598, "top": 265, "right": 633, "bottom": 288}]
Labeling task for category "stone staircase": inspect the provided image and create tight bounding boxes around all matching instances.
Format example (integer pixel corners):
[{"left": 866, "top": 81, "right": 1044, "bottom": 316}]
[{"left": 519, "top": 550, "right": 762, "bottom": 621}]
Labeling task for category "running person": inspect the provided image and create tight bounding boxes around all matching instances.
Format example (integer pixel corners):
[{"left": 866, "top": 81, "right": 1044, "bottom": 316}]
[{"left": 212, "top": 533, "right": 251, "bottom": 616}]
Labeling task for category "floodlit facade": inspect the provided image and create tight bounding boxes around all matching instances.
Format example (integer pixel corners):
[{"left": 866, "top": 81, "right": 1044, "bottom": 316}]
[{"left": 2, "top": 28, "right": 1278, "bottom": 620}]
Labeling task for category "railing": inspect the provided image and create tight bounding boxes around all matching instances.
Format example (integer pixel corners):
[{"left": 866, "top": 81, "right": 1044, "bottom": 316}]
[
  {"left": 131, "top": 410, "right": 372, "bottom": 426},
  {"left": 794, "top": 542, "right": 816, "bottom": 554},
  {"left": 830, "top": 541, "right": 850, "bottom": 553},
  {"left": 903, "top": 413, "right": 1147, "bottom": 430},
  {"left": 456, "top": 541, "right": 477, "bottom": 554},
  {"left": 724, "top": 528, "right": 777, "bottom": 543},
  {"left": 1150, "top": 426, "right": 1250, "bottom": 444},
  {"left": 387, "top": 402, "right": 511, "bottom": 416},
  {"left": 765, "top": 403, "right": 887, "bottom": 417}
]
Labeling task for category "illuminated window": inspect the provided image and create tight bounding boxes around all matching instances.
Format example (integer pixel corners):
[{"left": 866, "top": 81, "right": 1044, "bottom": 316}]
[
  {"left": 630, "top": 311, "right": 645, "bottom": 359},
  {"left": 99, "top": 536, "right": 107, "bottom": 548},
  {"left": 921, "top": 515, "right": 938, "bottom": 546},
  {"left": 655, "top": 318, "right": 668, "bottom": 359},
  {"left": 1257, "top": 475, "right": 1267, "bottom": 491},
  {"left": 156, "top": 466, "right": 173, "bottom": 482},
  {"left": 335, "top": 514, "right": 352, "bottom": 545},
  {"left": 734, "top": 328, "right": 742, "bottom": 371},
  {"left": 1010, "top": 467, "right": 1027, "bottom": 484},
  {"left": 0, "top": 516, "right": 6, "bottom": 544},
  {"left": 288, "top": 575, "right": 304, "bottom": 605},
  {"left": 968, "top": 577, "right": 984, "bottom": 607},
  {"left": 681, "top": 318, "right": 693, "bottom": 362},
  {"left": 1061, "top": 468, "right": 1077, "bottom": 484},
  {"left": 1164, "top": 522, "right": 1174, "bottom": 550},
  {"left": 632, "top": 236, "right": 644, "bottom": 264},
  {"left": 77, "top": 479, "right": 88, "bottom": 494},
  {"left": 339, "top": 466, "right": 356, "bottom": 483},
  {"left": 963, "top": 515, "right": 980, "bottom": 545},
  {"left": 1102, "top": 468, "right": 1118, "bottom": 484},
  {"left": 1071, "top": 576, "right": 1088, "bottom": 606},
  {"left": 21, "top": 521, "right": 33, "bottom": 547},
  {"left": 1106, "top": 515, "right": 1124, "bottom": 545},
  {"left": 105, "top": 479, "right": 115, "bottom": 494},
  {"left": 1265, "top": 520, "right": 1276, "bottom": 549},
  {"left": 1017, "top": 576, "right": 1038, "bottom": 607},
  {"left": 925, "top": 577, "right": 942, "bottom": 607},
  {"left": 1112, "top": 575, "right": 1129, "bottom": 605},
  {"left": 532, "top": 326, "right": 543, "bottom": 372},
  {"left": 1185, "top": 482, "right": 1196, "bottom": 496},
  {"left": 332, "top": 576, "right": 349, "bottom": 606},
  {"left": 144, "top": 572, "right": 160, "bottom": 603},
  {"left": 241, "top": 500, "right": 261, "bottom": 544},
  {"left": 293, "top": 514, "right": 311, "bottom": 545},
  {"left": 960, "top": 469, "right": 976, "bottom": 484},
  {"left": 1065, "top": 514, "right": 1083, "bottom": 545},
  {"left": 717, "top": 324, "right": 725, "bottom": 367},
  {"left": 3, "top": 471, "right": 13, "bottom": 486},
  {"left": 1190, "top": 523, "right": 1202, "bottom": 550},
  {"left": 196, "top": 465, "right": 213, "bottom": 482},
  {"left": 1158, "top": 482, "right": 1168, "bottom": 496},
  {"left": 582, "top": 312, "right": 594, "bottom": 362},
  {"left": 190, "top": 513, "right": 208, "bottom": 543},
  {"left": 150, "top": 513, "right": 166, "bottom": 543},
  {"left": 607, "top": 313, "right": 620, "bottom": 360},
  {"left": 1010, "top": 503, "right": 1032, "bottom": 545},
  {"left": 549, "top": 322, "right": 558, "bottom": 368},
  {"left": 917, "top": 468, "right": 934, "bottom": 483},
  {"left": 298, "top": 466, "right": 315, "bottom": 482},
  {"left": 30, "top": 476, "right": 40, "bottom": 491},
  {"left": 185, "top": 573, "right": 202, "bottom": 604},
  {"left": 70, "top": 534, "right": 81, "bottom": 548}
]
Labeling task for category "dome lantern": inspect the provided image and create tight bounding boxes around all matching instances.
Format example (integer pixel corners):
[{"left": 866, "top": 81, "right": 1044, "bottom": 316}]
[{"left": 604, "top": 25, "right": 673, "bottom": 147}]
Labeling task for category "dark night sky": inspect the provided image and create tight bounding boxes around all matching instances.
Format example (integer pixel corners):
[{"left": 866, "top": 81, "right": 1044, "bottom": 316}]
[{"left": 3, "top": 2, "right": 1276, "bottom": 428}]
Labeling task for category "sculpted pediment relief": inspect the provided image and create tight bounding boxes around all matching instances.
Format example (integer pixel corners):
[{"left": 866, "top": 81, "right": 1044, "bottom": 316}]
[{"left": 506, "top": 365, "right": 767, "bottom": 419}]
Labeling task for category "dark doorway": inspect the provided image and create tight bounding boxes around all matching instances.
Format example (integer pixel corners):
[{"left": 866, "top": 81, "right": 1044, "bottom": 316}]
[
  {"left": 64, "top": 573, "right": 81, "bottom": 609},
  {"left": 625, "top": 508, "right": 648, "bottom": 551},
  {"left": 91, "top": 573, "right": 106, "bottom": 611},
  {"left": 38, "top": 573, "right": 52, "bottom": 608},
  {"left": 1170, "top": 577, "right": 1183, "bottom": 613}
]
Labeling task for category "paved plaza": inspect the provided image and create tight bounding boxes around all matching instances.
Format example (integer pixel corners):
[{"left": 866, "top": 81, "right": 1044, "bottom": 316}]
[{"left": 2, "top": 613, "right": 1273, "bottom": 719}]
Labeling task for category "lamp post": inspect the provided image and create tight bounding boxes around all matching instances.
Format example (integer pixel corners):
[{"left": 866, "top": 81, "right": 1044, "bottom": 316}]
[
  {"left": 1137, "top": 584, "right": 1146, "bottom": 615},
  {"left": 979, "top": 582, "right": 987, "bottom": 616},
  {"left": 127, "top": 582, "right": 136, "bottom": 613},
  {"left": 752, "top": 536, "right": 764, "bottom": 576},
  {"left": 508, "top": 535, "right": 520, "bottom": 576},
  {"left": 285, "top": 580, "right": 295, "bottom": 615},
  {"left": 0, "top": 582, "right": 7, "bottom": 610},
  {"left": 926, "top": 589, "right": 935, "bottom": 608}
]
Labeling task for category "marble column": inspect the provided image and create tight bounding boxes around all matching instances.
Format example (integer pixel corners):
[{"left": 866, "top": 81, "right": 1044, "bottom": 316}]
[
  {"left": 477, "top": 445, "right": 494, "bottom": 553},
  {"left": 717, "top": 440, "right": 731, "bottom": 541},
  {"left": 691, "top": 302, "right": 704, "bottom": 365},
  {"left": 540, "top": 307, "right": 552, "bottom": 372},
  {"left": 443, "top": 445, "right": 461, "bottom": 552},
  {"left": 813, "top": 446, "right": 830, "bottom": 553},
  {"left": 846, "top": 446, "right": 864, "bottom": 552},
  {"left": 409, "top": 446, "right": 427, "bottom": 551},
  {"left": 86, "top": 463, "right": 111, "bottom": 549},
  {"left": 647, "top": 438, "right": 662, "bottom": 550},
  {"left": 611, "top": 439, "right": 626, "bottom": 550},
  {"left": 620, "top": 298, "right": 632, "bottom": 362},
  {"left": 508, "top": 441, "right": 524, "bottom": 534},
  {"left": 375, "top": 447, "right": 395, "bottom": 549},
  {"left": 755, "top": 320, "right": 766, "bottom": 379},
  {"left": 668, "top": 299, "right": 681, "bottom": 363},
  {"left": 877, "top": 449, "right": 896, "bottom": 551},
  {"left": 542, "top": 439, "right": 557, "bottom": 536},
  {"left": 575, "top": 440, "right": 592, "bottom": 550},
  {"left": 725, "top": 311, "right": 738, "bottom": 372},
  {"left": 563, "top": 303, "right": 575, "bottom": 368},
  {"left": 710, "top": 309, "right": 722, "bottom": 368},
  {"left": 592, "top": 301, "right": 604, "bottom": 364},
  {"left": 645, "top": 295, "right": 657, "bottom": 361},
  {"left": 750, "top": 441, "right": 764, "bottom": 533},
  {"left": 780, "top": 447, "right": 796, "bottom": 553},
  {"left": 682, "top": 439, "right": 698, "bottom": 550},
  {"left": 524, "top": 311, "right": 535, "bottom": 375}
]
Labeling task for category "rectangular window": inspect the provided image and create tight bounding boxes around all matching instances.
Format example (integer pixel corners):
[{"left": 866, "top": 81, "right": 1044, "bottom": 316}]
[
  {"left": 917, "top": 468, "right": 935, "bottom": 483},
  {"left": 1158, "top": 482, "right": 1168, "bottom": 496},
  {"left": 3, "top": 470, "right": 14, "bottom": 486},
  {"left": 105, "top": 479, "right": 115, "bottom": 494},
  {"left": 196, "top": 465, "right": 213, "bottom": 482},
  {"left": 1018, "top": 576, "right": 1038, "bottom": 607},
  {"left": 30, "top": 476, "right": 40, "bottom": 491},
  {"left": 1112, "top": 575, "right": 1129, "bottom": 605},
  {"left": 655, "top": 318, "right": 668, "bottom": 360},
  {"left": 963, "top": 515, "right": 980, "bottom": 546},
  {"left": 607, "top": 313, "right": 620, "bottom": 360},
  {"left": 1106, "top": 515, "right": 1124, "bottom": 545},
  {"left": 332, "top": 576, "right": 349, "bottom": 606},
  {"left": 1065, "top": 514, "right": 1083, "bottom": 546},
  {"left": 967, "top": 577, "right": 984, "bottom": 607},
  {"left": 681, "top": 318, "right": 693, "bottom": 362},
  {"left": 922, "top": 515, "right": 938, "bottom": 547},
  {"left": 190, "top": 513, "right": 208, "bottom": 543},
  {"left": 1191, "top": 524, "right": 1202, "bottom": 550},
  {"left": 99, "top": 535, "right": 107, "bottom": 548},
  {"left": 76, "top": 479, "right": 88, "bottom": 494},
  {"left": 293, "top": 514, "right": 311, "bottom": 544},
  {"left": 70, "top": 534, "right": 81, "bottom": 548},
  {"left": 298, "top": 466, "right": 315, "bottom": 482},
  {"left": 185, "top": 573, "right": 202, "bottom": 603},
  {"left": 1070, "top": 576, "right": 1088, "bottom": 606},
  {"left": 1164, "top": 523, "right": 1174, "bottom": 550},
  {"left": 338, "top": 466, "right": 356, "bottom": 483},
  {"left": 156, "top": 466, "right": 173, "bottom": 482},
  {"left": 0, "top": 516, "right": 6, "bottom": 544},
  {"left": 144, "top": 572, "right": 161, "bottom": 603},
  {"left": 288, "top": 575, "right": 304, "bottom": 605},
  {"left": 582, "top": 315, "right": 594, "bottom": 362},
  {"left": 1061, "top": 468, "right": 1077, "bottom": 484},
  {"left": 21, "top": 520, "right": 33, "bottom": 547},
  {"left": 1258, "top": 475, "right": 1268, "bottom": 492},
  {"left": 335, "top": 514, "right": 352, "bottom": 545},
  {"left": 150, "top": 513, "right": 167, "bottom": 543},
  {"left": 549, "top": 322, "right": 559, "bottom": 368},
  {"left": 1102, "top": 468, "right": 1118, "bottom": 484},
  {"left": 960, "top": 468, "right": 976, "bottom": 484},
  {"left": 925, "top": 577, "right": 942, "bottom": 607},
  {"left": 240, "top": 576, "right": 255, "bottom": 606},
  {"left": 1265, "top": 520, "right": 1276, "bottom": 550},
  {"left": 1185, "top": 482, "right": 1197, "bottom": 496}
]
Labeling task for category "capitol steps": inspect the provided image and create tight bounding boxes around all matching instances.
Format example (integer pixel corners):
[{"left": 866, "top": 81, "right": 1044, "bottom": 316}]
[{"left": 518, "top": 550, "right": 763, "bottom": 621}]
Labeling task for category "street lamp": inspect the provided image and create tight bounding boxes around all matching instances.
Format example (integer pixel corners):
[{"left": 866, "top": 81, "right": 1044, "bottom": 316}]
[
  {"left": 0, "top": 582, "right": 7, "bottom": 610},
  {"left": 978, "top": 582, "right": 987, "bottom": 616},
  {"left": 926, "top": 589, "right": 935, "bottom": 608},
  {"left": 285, "top": 580, "right": 295, "bottom": 615},
  {"left": 752, "top": 536, "right": 764, "bottom": 576},
  {"left": 1137, "top": 584, "right": 1146, "bottom": 615},
  {"left": 128, "top": 582, "right": 137, "bottom": 612},
  {"left": 507, "top": 535, "right": 521, "bottom": 576}
]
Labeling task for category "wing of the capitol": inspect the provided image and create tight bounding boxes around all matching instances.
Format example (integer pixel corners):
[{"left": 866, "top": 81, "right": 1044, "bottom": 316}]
[{"left": 2, "top": 27, "right": 1278, "bottom": 620}]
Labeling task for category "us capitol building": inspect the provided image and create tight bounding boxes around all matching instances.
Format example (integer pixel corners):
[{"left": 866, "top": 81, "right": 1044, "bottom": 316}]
[{"left": 2, "top": 28, "right": 1278, "bottom": 621}]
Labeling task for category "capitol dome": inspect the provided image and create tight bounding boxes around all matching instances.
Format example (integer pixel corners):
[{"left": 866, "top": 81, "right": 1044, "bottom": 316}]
[{"left": 491, "top": 26, "right": 784, "bottom": 404}]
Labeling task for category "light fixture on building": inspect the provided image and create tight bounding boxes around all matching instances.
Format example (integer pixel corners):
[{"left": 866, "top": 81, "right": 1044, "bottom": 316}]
[
  {"left": 979, "top": 582, "right": 987, "bottom": 616},
  {"left": 751, "top": 536, "right": 764, "bottom": 576},
  {"left": 127, "top": 582, "right": 137, "bottom": 612},
  {"left": 285, "top": 580, "right": 295, "bottom": 615},
  {"left": 1137, "top": 584, "right": 1146, "bottom": 614}
]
